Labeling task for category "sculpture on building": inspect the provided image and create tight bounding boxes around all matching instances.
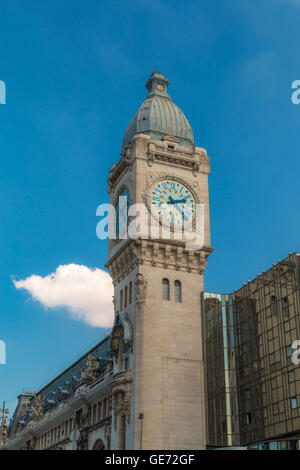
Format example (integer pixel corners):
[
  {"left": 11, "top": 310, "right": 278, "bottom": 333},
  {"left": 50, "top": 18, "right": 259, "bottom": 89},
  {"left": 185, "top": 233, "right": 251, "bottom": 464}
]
[
  {"left": 75, "top": 354, "right": 99, "bottom": 390},
  {"left": 135, "top": 273, "right": 147, "bottom": 309},
  {"left": 113, "top": 390, "right": 131, "bottom": 430},
  {"left": 29, "top": 395, "right": 45, "bottom": 422},
  {"left": 77, "top": 429, "right": 88, "bottom": 450}
]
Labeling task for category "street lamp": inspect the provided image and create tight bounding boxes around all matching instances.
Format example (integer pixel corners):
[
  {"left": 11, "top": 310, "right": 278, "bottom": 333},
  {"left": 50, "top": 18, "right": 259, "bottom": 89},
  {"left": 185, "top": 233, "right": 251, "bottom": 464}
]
[{"left": 0, "top": 401, "right": 10, "bottom": 448}]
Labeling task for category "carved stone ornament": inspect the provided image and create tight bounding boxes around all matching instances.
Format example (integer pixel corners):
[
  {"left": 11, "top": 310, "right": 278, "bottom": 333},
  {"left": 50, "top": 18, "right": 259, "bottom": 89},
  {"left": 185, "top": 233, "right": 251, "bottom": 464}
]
[
  {"left": 110, "top": 313, "right": 133, "bottom": 360},
  {"left": 113, "top": 390, "right": 131, "bottom": 430},
  {"left": 192, "top": 161, "right": 199, "bottom": 177},
  {"left": 75, "top": 354, "right": 99, "bottom": 389},
  {"left": 107, "top": 239, "right": 213, "bottom": 284},
  {"left": 77, "top": 429, "right": 88, "bottom": 450},
  {"left": 107, "top": 149, "right": 132, "bottom": 194},
  {"left": 143, "top": 138, "right": 210, "bottom": 175},
  {"left": 104, "top": 423, "right": 111, "bottom": 442},
  {"left": 135, "top": 272, "right": 147, "bottom": 308},
  {"left": 78, "top": 405, "right": 91, "bottom": 428},
  {"left": 29, "top": 395, "right": 46, "bottom": 422}
]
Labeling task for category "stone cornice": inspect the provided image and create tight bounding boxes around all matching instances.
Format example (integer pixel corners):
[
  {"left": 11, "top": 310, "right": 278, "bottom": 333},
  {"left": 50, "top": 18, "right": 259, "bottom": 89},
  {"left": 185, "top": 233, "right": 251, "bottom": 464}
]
[
  {"left": 106, "top": 238, "right": 213, "bottom": 285},
  {"left": 107, "top": 135, "right": 210, "bottom": 195},
  {"left": 145, "top": 142, "right": 210, "bottom": 176}
]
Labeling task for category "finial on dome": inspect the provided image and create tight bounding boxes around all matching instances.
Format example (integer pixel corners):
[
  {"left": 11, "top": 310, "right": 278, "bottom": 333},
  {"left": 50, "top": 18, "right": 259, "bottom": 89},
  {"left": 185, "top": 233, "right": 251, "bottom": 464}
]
[
  {"left": 145, "top": 71, "right": 170, "bottom": 98},
  {"left": 122, "top": 71, "right": 193, "bottom": 150}
]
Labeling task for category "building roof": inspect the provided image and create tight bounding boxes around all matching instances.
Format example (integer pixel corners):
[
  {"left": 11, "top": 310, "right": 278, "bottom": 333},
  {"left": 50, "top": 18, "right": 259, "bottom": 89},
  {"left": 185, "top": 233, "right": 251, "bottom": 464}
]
[
  {"left": 122, "top": 71, "right": 194, "bottom": 150},
  {"left": 9, "top": 335, "right": 111, "bottom": 437}
]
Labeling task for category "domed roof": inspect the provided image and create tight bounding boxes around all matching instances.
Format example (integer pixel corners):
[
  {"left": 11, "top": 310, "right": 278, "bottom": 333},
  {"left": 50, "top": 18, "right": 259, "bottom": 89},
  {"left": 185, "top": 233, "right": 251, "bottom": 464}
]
[{"left": 122, "top": 72, "right": 194, "bottom": 149}]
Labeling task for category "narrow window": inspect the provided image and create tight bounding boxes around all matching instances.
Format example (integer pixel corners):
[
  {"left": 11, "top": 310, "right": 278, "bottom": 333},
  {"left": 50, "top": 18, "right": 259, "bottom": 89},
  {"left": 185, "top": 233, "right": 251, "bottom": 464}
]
[
  {"left": 289, "top": 370, "right": 295, "bottom": 382},
  {"left": 103, "top": 398, "right": 107, "bottom": 418},
  {"left": 129, "top": 281, "right": 132, "bottom": 304},
  {"left": 273, "top": 403, "right": 280, "bottom": 415},
  {"left": 283, "top": 296, "right": 289, "bottom": 317},
  {"left": 93, "top": 404, "right": 97, "bottom": 423},
  {"left": 271, "top": 295, "right": 278, "bottom": 315},
  {"left": 246, "top": 412, "right": 252, "bottom": 424},
  {"left": 124, "top": 286, "right": 128, "bottom": 308},
  {"left": 120, "top": 415, "right": 126, "bottom": 450},
  {"left": 291, "top": 397, "right": 297, "bottom": 409},
  {"left": 162, "top": 278, "right": 170, "bottom": 301},
  {"left": 120, "top": 290, "right": 123, "bottom": 311},
  {"left": 174, "top": 280, "right": 182, "bottom": 302},
  {"left": 97, "top": 401, "right": 102, "bottom": 421}
]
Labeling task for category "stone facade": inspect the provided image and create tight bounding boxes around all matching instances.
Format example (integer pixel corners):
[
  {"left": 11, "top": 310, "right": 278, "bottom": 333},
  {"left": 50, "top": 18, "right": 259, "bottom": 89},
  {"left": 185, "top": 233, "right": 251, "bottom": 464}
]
[
  {"left": 5, "top": 72, "right": 300, "bottom": 451},
  {"left": 106, "top": 132, "right": 213, "bottom": 448}
]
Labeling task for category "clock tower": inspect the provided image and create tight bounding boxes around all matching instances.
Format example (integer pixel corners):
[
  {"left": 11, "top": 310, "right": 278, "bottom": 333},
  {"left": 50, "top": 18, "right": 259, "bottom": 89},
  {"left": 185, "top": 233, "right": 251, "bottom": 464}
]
[{"left": 106, "top": 72, "right": 213, "bottom": 450}]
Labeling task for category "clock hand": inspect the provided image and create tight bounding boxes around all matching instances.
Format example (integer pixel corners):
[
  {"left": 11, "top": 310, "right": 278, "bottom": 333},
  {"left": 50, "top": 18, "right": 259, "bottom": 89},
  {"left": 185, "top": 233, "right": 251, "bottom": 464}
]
[
  {"left": 174, "top": 203, "right": 188, "bottom": 221},
  {"left": 173, "top": 199, "right": 186, "bottom": 204}
]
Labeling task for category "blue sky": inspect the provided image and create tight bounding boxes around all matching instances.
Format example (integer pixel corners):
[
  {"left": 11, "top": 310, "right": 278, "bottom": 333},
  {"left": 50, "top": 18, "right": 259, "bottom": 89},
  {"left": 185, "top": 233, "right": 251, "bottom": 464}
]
[{"left": 1, "top": 0, "right": 300, "bottom": 412}]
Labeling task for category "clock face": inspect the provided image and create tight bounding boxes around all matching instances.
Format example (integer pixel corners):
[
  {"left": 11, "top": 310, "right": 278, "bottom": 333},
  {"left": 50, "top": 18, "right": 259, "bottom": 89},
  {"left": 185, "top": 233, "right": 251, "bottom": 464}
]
[
  {"left": 115, "top": 187, "right": 130, "bottom": 236},
  {"left": 157, "top": 83, "right": 164, "bottom": 91},
  {"left": 150, "top": 179, "right": 196, "bottom": 227}
]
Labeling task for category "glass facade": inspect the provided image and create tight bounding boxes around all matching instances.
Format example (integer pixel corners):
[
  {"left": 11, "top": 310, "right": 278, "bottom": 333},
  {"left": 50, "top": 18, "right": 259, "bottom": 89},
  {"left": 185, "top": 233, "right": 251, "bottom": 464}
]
[
  {"left": 203, "top": 292, "right": 240, "bottom": 447},
  {"left": 203, "top": 253, "right": 300, "bottom": 449}
]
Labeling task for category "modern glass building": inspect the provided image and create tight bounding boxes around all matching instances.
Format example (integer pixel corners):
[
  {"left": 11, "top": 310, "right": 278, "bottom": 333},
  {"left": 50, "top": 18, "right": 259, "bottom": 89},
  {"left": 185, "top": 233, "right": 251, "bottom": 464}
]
[{"left": 203, "top": 253, "right": 300, "bottom": 449}]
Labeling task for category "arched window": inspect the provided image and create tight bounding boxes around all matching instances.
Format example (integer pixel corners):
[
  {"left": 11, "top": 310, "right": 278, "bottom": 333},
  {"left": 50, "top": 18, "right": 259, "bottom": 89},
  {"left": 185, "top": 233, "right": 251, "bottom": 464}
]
[
  {"left": 162, "top": 278, "right": 170, "bottom": 301},
  {"left": 93, "top": 439, "right": 105, "bottom": 450},
  {"left": 174, "top": 280, "right": 182, "bottom": 302},
  {"left": 129, "top": 281, "right": 132, "bottom": 304}
]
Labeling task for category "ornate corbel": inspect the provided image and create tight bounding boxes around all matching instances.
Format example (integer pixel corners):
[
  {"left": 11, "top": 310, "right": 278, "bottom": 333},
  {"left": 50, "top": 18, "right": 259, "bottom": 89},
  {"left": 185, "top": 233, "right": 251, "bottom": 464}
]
[
  {"left": 192, "top": 161, "right": 199, "bottom": 177},
  {"left": 135, "top": 273, "right": 147, "bottom": 309}
]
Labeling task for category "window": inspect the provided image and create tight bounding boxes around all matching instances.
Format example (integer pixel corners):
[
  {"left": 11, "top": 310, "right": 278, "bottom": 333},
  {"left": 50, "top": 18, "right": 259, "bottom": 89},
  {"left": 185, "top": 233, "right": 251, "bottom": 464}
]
[
  {"left": 124, "top": 286, "right": 128, "bottom": 308},
  {"left": 289, "top": 370, "right": 295, "bottom": 382},
  {"left": 93, "top": 439, "right": 105, "bottom": 450},
  {"left": 272, "top": 377, "right": 278, "bottom": 388},
  {"left": 271, "top": 295, "right": 278, "bottom": 315},
  {"left": 120, "top": 290, "right": 123, "bottom": 311},
  {"left": 246, "top": 412, "right": 252, "bottom": 424},
  {"left": 129, "top": 282, "right": 132, "bottom": 304},
  {"left": 124, "top": 357, "right": 129, "bottom": 370},
  {"left": 97, "top": 401, "right": 102, "bottom": 421},
  {"left": 273, "top": 403, "right": 280, "bottom": 415},
  {"left": 92, "top": 404, "right": 97, "bottom": 423},
  {"left": 291, "top": 397, "right": 298, "bottom": 409},
  {"left": 270, "top": 352, "right": 276, "bottom": 364},
  {"left": 120, "top": 415, "right": 126, "bottom": 450},
  {"left": 162, "top": 278, "right": 170, "bottom": 301},
  {"left": 283, "top": 297, "right": 289, "bottom": 317},
  {"left": 174, "top": 280, "right": 182, "bottom": 302}
]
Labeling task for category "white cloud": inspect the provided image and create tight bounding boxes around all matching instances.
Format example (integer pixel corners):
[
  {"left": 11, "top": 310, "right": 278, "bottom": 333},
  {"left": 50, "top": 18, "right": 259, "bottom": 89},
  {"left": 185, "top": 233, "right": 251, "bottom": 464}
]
[{"left": 13, "top": 264, "right": 114, "bottom": 328}]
